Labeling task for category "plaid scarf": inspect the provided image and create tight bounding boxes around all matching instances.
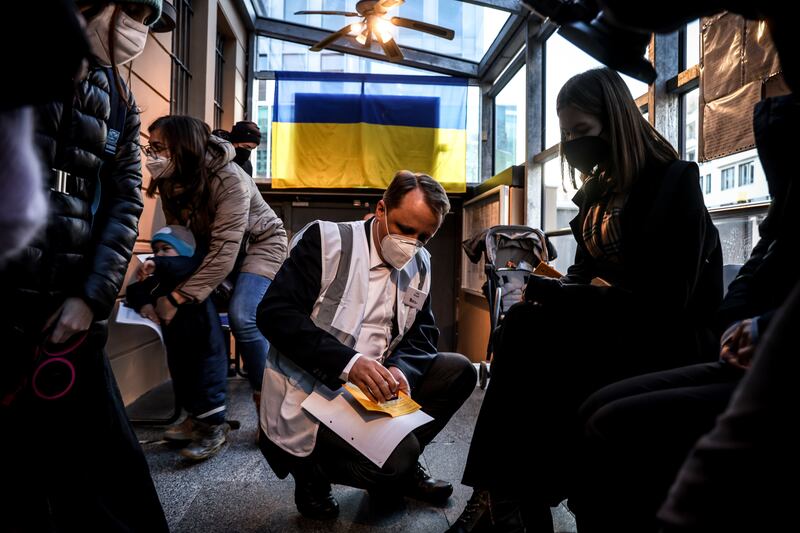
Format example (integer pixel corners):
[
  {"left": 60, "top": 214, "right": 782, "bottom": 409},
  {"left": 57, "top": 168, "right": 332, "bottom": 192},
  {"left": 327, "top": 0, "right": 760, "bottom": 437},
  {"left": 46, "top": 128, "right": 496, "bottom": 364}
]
[{"left": 582, "top": 178, "right": 626, "bottom": 263}]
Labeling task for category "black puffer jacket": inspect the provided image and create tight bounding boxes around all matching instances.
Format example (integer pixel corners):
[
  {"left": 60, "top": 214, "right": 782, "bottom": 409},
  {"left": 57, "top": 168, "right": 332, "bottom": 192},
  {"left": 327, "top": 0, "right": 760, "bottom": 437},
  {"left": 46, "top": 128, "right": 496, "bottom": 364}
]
[{"left": 0, "top": 67, "right": 143, "bottom": 325}]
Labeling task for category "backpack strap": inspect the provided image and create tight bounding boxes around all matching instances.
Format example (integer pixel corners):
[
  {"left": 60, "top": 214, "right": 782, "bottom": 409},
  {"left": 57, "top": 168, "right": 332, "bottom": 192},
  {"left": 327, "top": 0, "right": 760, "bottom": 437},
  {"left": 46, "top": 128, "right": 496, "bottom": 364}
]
[
  {"left": 102, "top": 67, "right": 128, "bottom": 160},
  {"left": 91, "top": 68, "right": 130, "bottom": 222}
]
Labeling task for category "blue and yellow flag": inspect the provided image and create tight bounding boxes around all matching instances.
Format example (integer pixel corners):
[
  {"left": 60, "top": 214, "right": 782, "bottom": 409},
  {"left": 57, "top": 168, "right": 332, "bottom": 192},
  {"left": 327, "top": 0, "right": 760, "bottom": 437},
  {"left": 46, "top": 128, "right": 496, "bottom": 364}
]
[{"left": 272, "top": 72, "right": 467, "bottom": 192}]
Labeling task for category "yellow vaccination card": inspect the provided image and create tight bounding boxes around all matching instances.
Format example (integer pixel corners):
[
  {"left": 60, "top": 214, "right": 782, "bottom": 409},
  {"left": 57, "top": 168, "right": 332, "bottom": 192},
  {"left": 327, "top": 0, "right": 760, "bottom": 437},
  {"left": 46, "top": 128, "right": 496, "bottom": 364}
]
[{"left": 344, "top": 383, "right": 422, "bottom": 417}]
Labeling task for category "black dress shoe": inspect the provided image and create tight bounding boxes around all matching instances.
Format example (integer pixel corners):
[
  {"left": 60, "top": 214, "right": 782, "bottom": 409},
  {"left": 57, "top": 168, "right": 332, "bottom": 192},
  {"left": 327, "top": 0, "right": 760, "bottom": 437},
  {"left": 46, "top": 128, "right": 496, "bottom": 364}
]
[
  {"left": 446, "top": 489, "right": 490, "bottom": 532},
  {"left": 403, "top": 462, "right": 453, "bottom": 504},
  {"left": 293, "top": 467, "right": 340, "bottom": 520}
]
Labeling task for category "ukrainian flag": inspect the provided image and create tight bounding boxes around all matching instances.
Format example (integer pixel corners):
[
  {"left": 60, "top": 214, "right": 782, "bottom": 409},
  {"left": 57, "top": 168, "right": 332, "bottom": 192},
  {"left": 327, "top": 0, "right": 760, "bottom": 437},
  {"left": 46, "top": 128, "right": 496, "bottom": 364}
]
[{"left": 272, "top": 72, "right": 467, "bottom": 193}]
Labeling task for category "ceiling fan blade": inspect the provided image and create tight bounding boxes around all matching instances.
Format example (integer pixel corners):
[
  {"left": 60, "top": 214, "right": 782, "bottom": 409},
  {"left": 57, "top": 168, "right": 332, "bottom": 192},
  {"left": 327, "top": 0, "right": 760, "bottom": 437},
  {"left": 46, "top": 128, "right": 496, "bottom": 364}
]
[
  {"left": 309, "top": 25, "right": 353, "bottom": 52},
  {"left": 377, "top": 0, "right": 405, "bottom": 8},
  {"left": 379, "top": 37, "right": 404, "bottom": 62},
  {"left": 390, "top": 17, "right": 455, "bottom": 40},
  {"left": 294, "top": 10, "right": 360, "bottom": 16}
]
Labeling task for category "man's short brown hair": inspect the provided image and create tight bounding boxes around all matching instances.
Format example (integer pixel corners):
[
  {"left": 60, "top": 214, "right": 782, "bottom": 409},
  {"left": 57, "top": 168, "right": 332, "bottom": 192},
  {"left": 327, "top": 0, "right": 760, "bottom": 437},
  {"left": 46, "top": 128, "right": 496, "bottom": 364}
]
[{"left": 383, "top": 170, "right": 450, "bottom": 218}]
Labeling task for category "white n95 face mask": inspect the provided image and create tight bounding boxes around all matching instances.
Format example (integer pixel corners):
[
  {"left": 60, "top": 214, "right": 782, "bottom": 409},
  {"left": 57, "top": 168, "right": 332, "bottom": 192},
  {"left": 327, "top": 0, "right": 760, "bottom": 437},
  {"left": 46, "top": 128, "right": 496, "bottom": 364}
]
[
  {"left": 145, "top": 155, "right": 172, "bottom": 180},
  {"left": 86, "top": 5, "right": 149, "bottom": 67},
  {"left": 380, "top": 215, "right": 422, "bottom": 271}
]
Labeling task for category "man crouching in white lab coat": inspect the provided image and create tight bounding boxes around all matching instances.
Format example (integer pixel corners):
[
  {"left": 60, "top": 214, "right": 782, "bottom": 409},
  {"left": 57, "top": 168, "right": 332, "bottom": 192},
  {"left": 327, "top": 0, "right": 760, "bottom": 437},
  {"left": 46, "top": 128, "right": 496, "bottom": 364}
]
[{"left": 256, "top": 170, "right": 476, "bottom": 520}]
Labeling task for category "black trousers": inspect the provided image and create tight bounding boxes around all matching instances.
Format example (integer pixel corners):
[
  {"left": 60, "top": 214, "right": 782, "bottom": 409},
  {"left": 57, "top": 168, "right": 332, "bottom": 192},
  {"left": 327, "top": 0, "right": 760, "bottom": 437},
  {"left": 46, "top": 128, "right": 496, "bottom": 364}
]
[
  {"left": 163, "top": 299, "right": 228, "bottom": 424},
  {"left": 260, "top": 352, "right": 476, "bottom": 492},
  {"left": 569, "top": 361, "right": 742, "bottom": 533},
  {"left": 0, "top": 323, "right": 169, "bottom": 532},
  {"left": 658, "top": 281, "right": 800, "bottom": 533},
  {"left": 461, "top": 301, "right": 712, "bottom": 505}
]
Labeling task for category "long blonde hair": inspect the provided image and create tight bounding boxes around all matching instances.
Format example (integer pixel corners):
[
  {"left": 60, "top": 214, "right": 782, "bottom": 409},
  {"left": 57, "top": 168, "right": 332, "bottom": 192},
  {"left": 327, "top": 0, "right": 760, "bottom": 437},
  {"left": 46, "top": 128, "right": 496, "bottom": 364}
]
[{"left": 557, "top": 68, "right": 678, "bottom": 193}]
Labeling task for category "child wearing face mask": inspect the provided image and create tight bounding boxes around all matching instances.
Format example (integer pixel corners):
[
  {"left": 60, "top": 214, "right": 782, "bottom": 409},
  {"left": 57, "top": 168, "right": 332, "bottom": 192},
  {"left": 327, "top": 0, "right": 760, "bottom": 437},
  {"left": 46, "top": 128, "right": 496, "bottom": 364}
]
[
  {"left": 0, "top": 1, "right": 169, "bottom": 530},
  {"left": 126, "top": 225, "right": 230, "bottom": 462}
]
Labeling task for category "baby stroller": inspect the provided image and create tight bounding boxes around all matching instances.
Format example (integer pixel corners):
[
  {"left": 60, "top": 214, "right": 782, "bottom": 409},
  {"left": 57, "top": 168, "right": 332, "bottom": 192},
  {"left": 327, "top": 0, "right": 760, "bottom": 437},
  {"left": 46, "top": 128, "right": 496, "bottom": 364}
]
[{"left": 462, "top": 225, "right": 557, "bottom": 388}]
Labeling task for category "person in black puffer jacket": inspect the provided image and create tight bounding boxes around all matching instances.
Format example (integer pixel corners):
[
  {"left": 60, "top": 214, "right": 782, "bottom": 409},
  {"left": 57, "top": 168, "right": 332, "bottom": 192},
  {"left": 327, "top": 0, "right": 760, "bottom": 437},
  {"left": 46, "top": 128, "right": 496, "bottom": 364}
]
[{"left": 0, "top": 2, "right": 168, "bottom": 531}]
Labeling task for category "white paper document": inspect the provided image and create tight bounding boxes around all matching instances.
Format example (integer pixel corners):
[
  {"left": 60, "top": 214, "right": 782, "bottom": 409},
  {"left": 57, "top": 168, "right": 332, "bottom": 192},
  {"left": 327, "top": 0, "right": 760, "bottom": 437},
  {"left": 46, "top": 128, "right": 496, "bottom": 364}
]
[
  {"left": 301, "top": 386, "right": 434, "bottom": 467},
  {"left": 115, "top": 302, "right": 163, "bottom": 342}
]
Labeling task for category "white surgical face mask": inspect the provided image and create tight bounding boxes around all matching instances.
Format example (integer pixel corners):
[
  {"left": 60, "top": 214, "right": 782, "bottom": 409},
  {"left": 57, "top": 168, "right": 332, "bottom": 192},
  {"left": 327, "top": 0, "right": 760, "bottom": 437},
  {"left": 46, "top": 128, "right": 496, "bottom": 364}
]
[
  {"left": 86, "top": 5, "right": 149, "bottom": 67},
  {"left": 380, "top": 213, "right": 423, "bottom": 271},
  {"left": 145, "top": 155, "right": 172, "bottom": 179}
]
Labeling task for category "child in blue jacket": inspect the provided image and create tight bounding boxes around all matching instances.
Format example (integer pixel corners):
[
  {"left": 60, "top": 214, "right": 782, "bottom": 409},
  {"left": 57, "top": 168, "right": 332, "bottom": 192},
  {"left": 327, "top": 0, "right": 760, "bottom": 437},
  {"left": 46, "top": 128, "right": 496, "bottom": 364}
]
[{"left": 127, "top": 225, "right": 229, "bottom": 461}]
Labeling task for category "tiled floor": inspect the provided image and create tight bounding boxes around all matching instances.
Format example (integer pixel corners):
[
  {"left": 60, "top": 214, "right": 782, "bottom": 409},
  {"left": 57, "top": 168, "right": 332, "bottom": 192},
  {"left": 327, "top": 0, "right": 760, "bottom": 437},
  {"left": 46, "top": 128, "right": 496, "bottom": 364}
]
[{"left": 131, "top": 376, "right": 577, "bottom": 532}]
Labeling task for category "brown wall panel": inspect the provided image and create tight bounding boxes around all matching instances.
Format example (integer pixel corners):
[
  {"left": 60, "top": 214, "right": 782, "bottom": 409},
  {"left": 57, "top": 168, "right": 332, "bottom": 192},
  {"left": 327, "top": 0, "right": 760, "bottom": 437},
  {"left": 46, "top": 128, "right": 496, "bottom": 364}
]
[{"left": 456, "top": 291, "right": 491, "bottom": 364}]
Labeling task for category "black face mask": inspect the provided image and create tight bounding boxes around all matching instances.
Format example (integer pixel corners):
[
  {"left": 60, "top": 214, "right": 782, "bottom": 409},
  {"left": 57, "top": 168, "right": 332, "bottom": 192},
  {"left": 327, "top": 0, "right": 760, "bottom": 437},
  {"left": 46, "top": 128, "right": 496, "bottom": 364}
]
[
  {"left": 234, "top": 147, "right": 252, "bottom": 165},
  {"left": 561, "top": 135, "right": 610, "bottom": 176}
]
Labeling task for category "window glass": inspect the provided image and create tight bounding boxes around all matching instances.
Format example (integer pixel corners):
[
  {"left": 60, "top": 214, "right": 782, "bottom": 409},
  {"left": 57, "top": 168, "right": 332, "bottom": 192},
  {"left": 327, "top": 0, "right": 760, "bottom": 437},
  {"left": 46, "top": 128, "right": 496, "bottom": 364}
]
[
  {"left": 684, "top": 19, "right": 700, "bottom": 68},
  {"left": 682, "top": 88, "right": 769, "bottom": 207},
  {"left": 721, "top": 167, "right": 735, "bottom": 191},
  {"left": 542, "top": 155, "right": 580, "bottom": 233},
  {"left": 494, "top": 66, "right": 526, "bottom": 173},
  {"left": 545, "top": 33, "right": 649, "bottom": 148}
]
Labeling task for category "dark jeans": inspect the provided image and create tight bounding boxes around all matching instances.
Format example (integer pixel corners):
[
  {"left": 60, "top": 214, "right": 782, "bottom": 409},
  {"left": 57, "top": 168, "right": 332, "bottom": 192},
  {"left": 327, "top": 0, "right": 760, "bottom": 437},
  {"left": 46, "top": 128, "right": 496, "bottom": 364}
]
[
  {"left": 0, "top": 323, "right": 168, "bottom": 532},
  {"left": 260, "top": 352, "right": 476, "bottom": 492},
  {"left": 570, "top": 362, "right": 742, "bottom": 533},
  {"left": 658, "top": 282, "right": 800, "bottom": 533}
]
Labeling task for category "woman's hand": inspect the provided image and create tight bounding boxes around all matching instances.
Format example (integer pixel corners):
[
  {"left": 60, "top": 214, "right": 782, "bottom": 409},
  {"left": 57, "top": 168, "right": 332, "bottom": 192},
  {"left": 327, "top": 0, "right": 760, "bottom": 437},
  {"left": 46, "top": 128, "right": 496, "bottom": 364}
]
[
  {"left": 720, "top": 319, "right": 756, "bottom": 370},
  {"left": 136, "top": 259, "right": 156, "bottom": 282},
  {"left": 524, "top": 275, "right": 564, "bottom": 304},
  {"left": 155, "top": 295, "right": 179, "bottom": 325},
  {"left": 44, "top": 297, "right": 94, "bottom": 344},
  {"left": 139, "top": 304, "right": 160, "bottom": 324}
]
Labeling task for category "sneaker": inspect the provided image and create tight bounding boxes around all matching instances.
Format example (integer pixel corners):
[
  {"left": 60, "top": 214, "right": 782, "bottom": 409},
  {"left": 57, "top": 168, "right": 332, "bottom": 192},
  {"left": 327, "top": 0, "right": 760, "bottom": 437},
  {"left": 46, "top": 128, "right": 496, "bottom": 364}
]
[
  {"left": 163, "top": 417, "right": 195, "bottom": 442},
  {"left": 180, "top": 419, "right": 228, "bottom": 461}
]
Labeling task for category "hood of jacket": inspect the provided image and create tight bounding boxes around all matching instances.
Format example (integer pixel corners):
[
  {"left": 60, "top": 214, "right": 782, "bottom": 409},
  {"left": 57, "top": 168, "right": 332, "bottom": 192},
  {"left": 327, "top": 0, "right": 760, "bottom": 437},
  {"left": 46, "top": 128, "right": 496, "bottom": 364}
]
[{"left": 206, "top": 134, "right": 237, "bottom": 174}]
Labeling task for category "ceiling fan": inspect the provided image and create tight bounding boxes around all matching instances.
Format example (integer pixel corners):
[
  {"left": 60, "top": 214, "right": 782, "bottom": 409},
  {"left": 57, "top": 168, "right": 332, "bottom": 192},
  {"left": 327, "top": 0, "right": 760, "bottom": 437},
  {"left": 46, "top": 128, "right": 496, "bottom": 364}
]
[{"left": 296, "top": 0, "right": 455, "bottom": 62}]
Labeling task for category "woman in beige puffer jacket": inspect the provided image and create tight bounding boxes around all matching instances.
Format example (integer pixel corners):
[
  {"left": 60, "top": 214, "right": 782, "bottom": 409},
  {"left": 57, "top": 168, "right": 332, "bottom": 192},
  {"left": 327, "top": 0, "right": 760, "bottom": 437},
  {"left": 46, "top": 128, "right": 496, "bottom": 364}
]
[{"left": 144, "top": 115, "right": 287, "bottom": 396}]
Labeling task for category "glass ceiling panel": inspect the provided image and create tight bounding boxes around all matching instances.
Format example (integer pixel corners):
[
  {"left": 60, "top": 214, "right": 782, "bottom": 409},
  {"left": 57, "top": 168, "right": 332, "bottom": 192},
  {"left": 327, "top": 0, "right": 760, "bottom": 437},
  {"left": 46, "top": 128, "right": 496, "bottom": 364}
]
[
  {"left": 253, "top": 0, "right": 510, "bottom": 63},
  {"left": 256, "top": 36, "right": 436, "bottom": 75}
]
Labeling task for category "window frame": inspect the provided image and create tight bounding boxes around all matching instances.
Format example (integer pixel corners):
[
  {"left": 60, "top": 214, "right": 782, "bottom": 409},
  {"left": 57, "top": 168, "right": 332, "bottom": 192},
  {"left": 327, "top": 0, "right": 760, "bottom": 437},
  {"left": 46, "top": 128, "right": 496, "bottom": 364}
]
[
  {"left": 738, "top": 160, "right": 755, "bottom": 187},
  {"left": 720, "top": 166, "right": 736, "bottom": 191},
  {"left": 213, "top": 32, "right": 225, "bottom": 130},
  {"left": 170, "top": 0, "right": 193, "bottom": 115}
]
